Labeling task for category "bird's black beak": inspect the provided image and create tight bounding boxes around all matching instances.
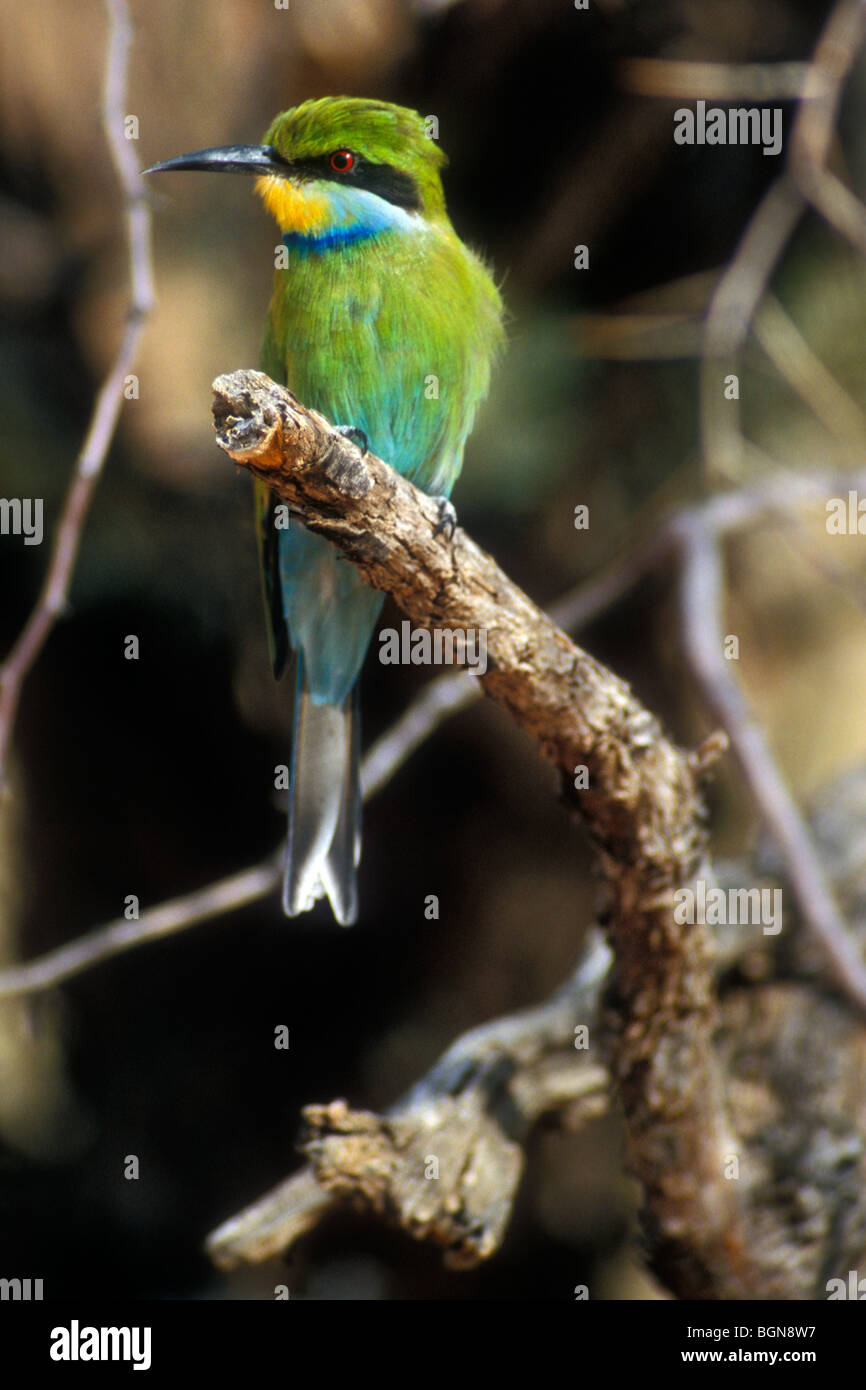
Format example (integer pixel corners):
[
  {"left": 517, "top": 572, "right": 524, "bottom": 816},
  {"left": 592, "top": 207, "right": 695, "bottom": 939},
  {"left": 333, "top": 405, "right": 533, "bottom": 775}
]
[{"left": 143, "top": 145, "right": 290, "bottom": 177}]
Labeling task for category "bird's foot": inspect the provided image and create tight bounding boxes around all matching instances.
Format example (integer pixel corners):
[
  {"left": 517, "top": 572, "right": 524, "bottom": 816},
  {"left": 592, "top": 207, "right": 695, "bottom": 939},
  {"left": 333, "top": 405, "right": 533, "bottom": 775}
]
[
  {"left": 334, "top": 424, "right": 369, "bottom": 456},
  {"left": 432, "top": 496, "right": 458, "bottom": 541}
]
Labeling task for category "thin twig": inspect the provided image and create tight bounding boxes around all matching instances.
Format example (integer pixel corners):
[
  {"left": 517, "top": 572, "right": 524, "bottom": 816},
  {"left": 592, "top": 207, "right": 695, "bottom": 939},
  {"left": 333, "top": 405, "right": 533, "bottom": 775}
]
[
  {"left": 0, "top": 675, "right": 481, "bottom": 996},
  {"left": 700, "top": 174, "right": 804, "bottom": 482},
  {"left": 753, "top": 293, "right": 866, "bottom": 452},
  {"left": 0, "top": 0, "right": 155, "bottom": 789},
  {"left": 689, "top": 0, "right": 866, "bottom": 1009},
  {"left": 677, "top": 508, "right": 866, "bottom": 1010},
  {"left": 360, "top": 669, "right": 477, "bottom": 799},
  {"left": 700, "top": 0, "right": 866, "bottom": 485},
  {"left": 620, "top": 58, "right": 824, "bottom": 102},
  {"left": 789, "top": 0, "right": 866, "bottom": 254},
  {"left": 0, "top": 857, "right": 282, "bottom": 997}
]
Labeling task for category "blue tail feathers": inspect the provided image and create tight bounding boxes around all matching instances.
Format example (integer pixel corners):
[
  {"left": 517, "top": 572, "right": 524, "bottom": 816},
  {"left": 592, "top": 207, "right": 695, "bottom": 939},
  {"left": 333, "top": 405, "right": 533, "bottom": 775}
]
[
  {"left": 278, "top": 526, "right": 382, "bottom": 923},
  {"left": 283, "top": 659, "right": 360, "bottom": 925}
]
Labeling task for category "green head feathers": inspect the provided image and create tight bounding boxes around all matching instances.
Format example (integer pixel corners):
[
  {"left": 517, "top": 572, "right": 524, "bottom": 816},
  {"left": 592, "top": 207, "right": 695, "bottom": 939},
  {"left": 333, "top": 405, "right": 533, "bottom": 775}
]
[{"left": 260, "top": 96, "right": 449, "bottom": 224}]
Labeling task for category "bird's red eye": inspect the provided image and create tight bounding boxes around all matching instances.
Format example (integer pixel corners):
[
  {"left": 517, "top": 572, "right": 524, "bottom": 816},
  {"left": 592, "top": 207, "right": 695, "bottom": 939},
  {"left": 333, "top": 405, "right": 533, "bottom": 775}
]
[{"left": 330, "top": 149, "right": 355, "bottom": 173}]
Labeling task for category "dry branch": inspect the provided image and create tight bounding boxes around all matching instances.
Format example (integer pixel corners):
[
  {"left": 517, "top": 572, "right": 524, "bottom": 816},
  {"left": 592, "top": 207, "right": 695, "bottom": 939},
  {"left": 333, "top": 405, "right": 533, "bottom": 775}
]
[
  {"left": 210, "top": 367, "right": 752, "bottom": 1296},
  {"left": 207, "top": 935, "right": 612, "bottom": 1271}
]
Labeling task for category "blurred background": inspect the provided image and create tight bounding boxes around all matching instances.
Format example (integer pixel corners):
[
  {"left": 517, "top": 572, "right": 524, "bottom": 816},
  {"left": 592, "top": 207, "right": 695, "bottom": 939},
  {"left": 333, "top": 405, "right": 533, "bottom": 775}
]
[{"left": 1, "top": 0, "right": 866, "bottom": 1300}]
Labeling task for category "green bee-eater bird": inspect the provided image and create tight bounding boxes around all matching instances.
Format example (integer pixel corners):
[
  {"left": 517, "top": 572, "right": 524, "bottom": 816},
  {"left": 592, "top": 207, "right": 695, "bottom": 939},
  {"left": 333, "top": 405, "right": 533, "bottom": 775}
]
[{"left": 147, "top": 97, "right": 504, "bottom": 925}]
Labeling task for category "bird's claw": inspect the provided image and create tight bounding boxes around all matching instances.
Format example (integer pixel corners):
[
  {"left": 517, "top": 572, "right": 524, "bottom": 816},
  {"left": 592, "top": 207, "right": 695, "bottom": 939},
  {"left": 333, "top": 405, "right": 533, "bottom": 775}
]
[
  {"left": 335, "top": 424, "right": 369, "bottom": 456},
  {"left": 432, "top": 496, "right": 458, "bottom": 541}
]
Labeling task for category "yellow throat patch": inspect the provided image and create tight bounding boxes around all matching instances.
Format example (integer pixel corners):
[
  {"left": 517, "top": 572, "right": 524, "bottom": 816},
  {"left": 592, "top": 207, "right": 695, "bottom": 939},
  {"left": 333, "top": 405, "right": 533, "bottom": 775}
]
[{"left": 254, "top": 174, "right": 332, "bottom": 236}]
